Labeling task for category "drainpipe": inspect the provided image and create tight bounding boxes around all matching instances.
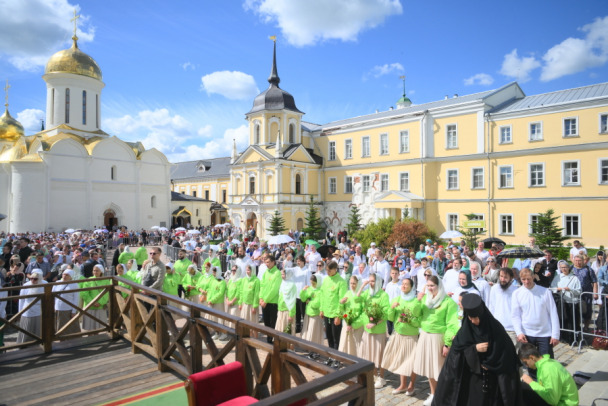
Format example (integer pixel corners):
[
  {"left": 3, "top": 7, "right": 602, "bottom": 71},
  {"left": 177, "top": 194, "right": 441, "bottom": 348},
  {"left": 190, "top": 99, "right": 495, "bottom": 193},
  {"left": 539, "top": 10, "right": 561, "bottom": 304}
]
[
  {"left": 485, "top": 113, "right": 492, "bottom": 236},
  {"left": 420, "top": 110, "right": 429, "bottom": 220}
]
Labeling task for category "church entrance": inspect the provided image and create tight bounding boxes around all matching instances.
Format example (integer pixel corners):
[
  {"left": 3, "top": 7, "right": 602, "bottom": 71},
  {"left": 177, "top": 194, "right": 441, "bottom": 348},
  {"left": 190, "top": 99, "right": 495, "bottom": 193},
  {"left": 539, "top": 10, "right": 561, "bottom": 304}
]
[
  {"left": 246, "top": 212, "right": 258, "bottom": 235},
  {"left": 104, "top": 209, "right": 117, "bottom": 230}
]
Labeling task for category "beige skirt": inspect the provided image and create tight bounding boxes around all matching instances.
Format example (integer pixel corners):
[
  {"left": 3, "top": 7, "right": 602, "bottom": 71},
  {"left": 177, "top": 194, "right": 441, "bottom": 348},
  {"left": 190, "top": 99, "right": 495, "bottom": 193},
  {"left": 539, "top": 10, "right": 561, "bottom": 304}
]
[
  {"left": 183, "top": 294, "right": 200, "bottom": 312},
  {"left": 240, "top": 303, "right": 259, "bottom": 324},
  {"left": 338, "top": 326, "right": 364, "bottom": 357},
  {"left": 275, "top": 310, "right": 295, "bottom": 335},
  {"left": 360, "top": 331, "right": 386, "bottom": 368},
  {"left": 16, "top": 316, "right": 41, "bottom": 343},
  {"left": 206, "top": 301, "right": 225, "bottom": 325},
  {"left": 381, "top": 333, "right": 418, "bottom": 375},
  {"left": 413, "top": 330, "right": 445, "bottom": 380},
  {"left": 56, "top": 310, "right": 81, "bottom": 335},
  {"left": 83, "top": 308, "right": 107, "bottom": 331},
  {"left": 301, "top": 314, "right": 324, "bottom": 345},
  {"left": 226, "top": 302, "right": 239, "bottom": 328}
]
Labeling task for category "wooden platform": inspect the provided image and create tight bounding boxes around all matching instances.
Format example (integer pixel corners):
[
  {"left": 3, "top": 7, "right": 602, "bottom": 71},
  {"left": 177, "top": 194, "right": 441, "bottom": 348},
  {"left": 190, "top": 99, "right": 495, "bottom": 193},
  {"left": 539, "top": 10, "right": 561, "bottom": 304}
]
[{"left": 0, "top": 336, "right": 183, "bottom": 406}]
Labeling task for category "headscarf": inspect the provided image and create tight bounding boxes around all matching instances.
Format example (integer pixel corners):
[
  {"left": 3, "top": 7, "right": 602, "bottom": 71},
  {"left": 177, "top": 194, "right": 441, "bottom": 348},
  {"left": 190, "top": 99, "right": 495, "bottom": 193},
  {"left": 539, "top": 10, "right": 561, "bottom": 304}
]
[
  {"left": 557, "top": 260, "right": 569, "bottom": 275},
  {"left": 62, "top": 269, "right": 75, "bottom": 279},
  {"left": 279, "top": 268, "right": 297, "bottom": 311},
  {"left": 24, "top": 269, "right": 45, "bottom": 295},
  {"left": 400, "top": 278, "right": 417, "bottom": 301},
  {"left": 369, "top": 274, "right": 384, "bottom": 297},
  {"left": 426, "top": 277, "right": 447, "bottom": 309},
  {"left": 212, "top": 266, "right": 223, "bottom": 280},
  {"left": 459, "top": 269, "right": 476, "bottom": 290},
  {"left": 349, "top": 274, "right": 362, "bottom": 293},
  {"left": 229, "top": 265, "right": 242, "bottom": 282},
  {"left": 93, "top": 264, "right": 104, "bottom": 275}
]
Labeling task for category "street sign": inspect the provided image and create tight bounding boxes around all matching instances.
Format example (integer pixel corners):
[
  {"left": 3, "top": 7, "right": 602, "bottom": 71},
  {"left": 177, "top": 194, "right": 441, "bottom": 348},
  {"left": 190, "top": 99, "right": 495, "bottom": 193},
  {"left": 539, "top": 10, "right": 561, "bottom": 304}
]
[{"left": 463, "top": 220, "right": 486, "bottom": 228}]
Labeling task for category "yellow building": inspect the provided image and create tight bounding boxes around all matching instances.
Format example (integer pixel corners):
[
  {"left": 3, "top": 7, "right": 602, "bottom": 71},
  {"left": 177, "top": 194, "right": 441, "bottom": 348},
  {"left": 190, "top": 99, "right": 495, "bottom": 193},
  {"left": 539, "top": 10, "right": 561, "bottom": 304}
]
[{"left": 175, "top": 43, "right": 608, "bottom": 247}]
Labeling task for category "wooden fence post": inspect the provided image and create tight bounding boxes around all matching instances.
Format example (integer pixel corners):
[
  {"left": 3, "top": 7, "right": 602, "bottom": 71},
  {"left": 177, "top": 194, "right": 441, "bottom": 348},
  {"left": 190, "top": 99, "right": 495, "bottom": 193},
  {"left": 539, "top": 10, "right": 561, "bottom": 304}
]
[
  {"left": 189, "top": 305, "right": 203, "bottom": 374},
  {"left": 271, "top": 334, "right": 290, "bottom": 395},
  {"left": 235, "top": 321, "right": 253, "bottom": 395},
  {"left": 156, "top": 295, "right": 169, "bottom": 372},
  {"left": 131, "top": 287, "right": 142, "bottom": 354},
  {"left": 41, "top": 284, "right": 55, "bottom": 353},
  {"left": 108, "top": 279, "right": 118, "bottom": 340}
]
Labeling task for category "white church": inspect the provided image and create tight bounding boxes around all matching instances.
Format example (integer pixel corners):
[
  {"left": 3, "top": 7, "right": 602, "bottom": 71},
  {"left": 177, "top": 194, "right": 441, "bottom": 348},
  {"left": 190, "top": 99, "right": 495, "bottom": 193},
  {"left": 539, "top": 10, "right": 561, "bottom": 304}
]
[{"left": 0, "top": 31, "right": 172, "bottom": 233}]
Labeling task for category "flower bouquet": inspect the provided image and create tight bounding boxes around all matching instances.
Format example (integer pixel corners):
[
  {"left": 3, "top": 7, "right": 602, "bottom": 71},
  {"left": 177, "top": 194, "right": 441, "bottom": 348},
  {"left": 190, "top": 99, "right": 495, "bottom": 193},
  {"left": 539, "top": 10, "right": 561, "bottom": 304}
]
[
  {"left": 398, "top": 308, "right": 415, "bottom": 324},
  {"left": 365, "top": 302, "right": 383, "bottom": 325},
  {"left": 283, "top": 323, "right": 292, "bottom": 335}
]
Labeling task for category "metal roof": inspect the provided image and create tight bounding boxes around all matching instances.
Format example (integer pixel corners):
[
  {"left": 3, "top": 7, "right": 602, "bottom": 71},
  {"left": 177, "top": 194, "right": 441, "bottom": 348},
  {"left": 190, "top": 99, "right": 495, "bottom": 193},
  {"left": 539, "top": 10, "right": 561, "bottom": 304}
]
[
  {"left": 171, "top": 157, "right": 231, "bottom": 181},
  {"left": 171, "top": 191, "right": 211, "bottom": 202},
  {"left": 493, "top": 82, "right": 608, "bottom": 114}
]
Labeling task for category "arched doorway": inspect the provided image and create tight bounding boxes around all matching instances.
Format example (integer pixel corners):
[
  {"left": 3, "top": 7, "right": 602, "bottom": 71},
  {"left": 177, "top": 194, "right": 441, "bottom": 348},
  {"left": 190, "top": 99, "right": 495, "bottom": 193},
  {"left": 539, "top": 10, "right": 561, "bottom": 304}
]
[
  {"left": 296, "top": 218, "right": 304, "bottom": 231},
  {"left": 104, "top": 209, "right": 117, "bottom": 230},
  {"left": 246, "top": 212, "right": 258, "bottom": 235}
]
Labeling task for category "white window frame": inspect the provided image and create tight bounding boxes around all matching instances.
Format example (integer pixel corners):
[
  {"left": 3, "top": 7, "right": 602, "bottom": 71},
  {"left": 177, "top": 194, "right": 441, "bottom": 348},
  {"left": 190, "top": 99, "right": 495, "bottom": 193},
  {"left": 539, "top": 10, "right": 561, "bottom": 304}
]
[
  {"left": 499, "top": 214, "right": 514, "bottom": 235},
  {"left": 529, "top": 121, "right": 543, "bottom": 141},
  {"left": 499, "top": 125, "right": 512, "bottom": 144},
  {"left": 328, "top": 177, "right": 337, "bottom": 194},
  {"left": 562, "top": 214, "right": 581, "bottom": 238},
  {"left": 328, "top": 141, "right": 336, "bottom": 161},
  {"left": 446, "top": 123, "right": 458, "bottom": 149},
  {"left": 447, "top": 213, "right": 459, "bottom": 232},
  {"left": 498, "top": 165, "right": 513, "bottom": 189},
  {"left": 344, "top": 176, "right": 353, "bottom": 194},
  {"left": 380, "top": 174, "right": 389, "bottom": 192},
  {"left": 399, "top": 130, "right": 410, "bottom": 153},
  {"left": 563, "top": 117, "right": 578, "bottom": 138},
  {"left": 446, "top": 169, "right": 459, "bottom": 190},
  {"left": 562, "top": 160, "right": 580, "bottom": 186},
  {"left": 399, "top": 172, "right": 409, "bottom": 192},
  {"left": 528, "top": 162, "right": 545, "bottom": 187},
  {"left": 362, "top": 175, "right": 370, "bottom": 192},
  {"left": 344, "top": 139, "right": 353, "bottom": 159},
  {"left": 600, "top": 158, "right": 608, "bottom": 185},
  {"left": 379, "top": 133, "right": 389, "bottom": 155},
  {"left": 362, "top": 136, "right": 370, "bottom": 157},
  {"left": 600, "top": 113, "right": 608, "bottom": 134},
  {"left": 528, "top": 213, "right": 540, "bottom": 235},
  {"left": 471, "top": 167, "right": 485, "bottom": 189}
]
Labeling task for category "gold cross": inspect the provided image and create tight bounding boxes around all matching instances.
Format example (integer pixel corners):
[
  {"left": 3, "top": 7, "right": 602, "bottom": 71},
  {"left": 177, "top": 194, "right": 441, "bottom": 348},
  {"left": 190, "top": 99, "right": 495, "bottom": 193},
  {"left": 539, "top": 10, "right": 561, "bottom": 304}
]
[
  {"left": 71, "top": 9, "right": 80, "bottom": 37},
  {"left": 4, "top": 79, "right": 9, "bottom": 108},
  {"left": 269, "top": 35, "right": 276, "bottom": 42}
]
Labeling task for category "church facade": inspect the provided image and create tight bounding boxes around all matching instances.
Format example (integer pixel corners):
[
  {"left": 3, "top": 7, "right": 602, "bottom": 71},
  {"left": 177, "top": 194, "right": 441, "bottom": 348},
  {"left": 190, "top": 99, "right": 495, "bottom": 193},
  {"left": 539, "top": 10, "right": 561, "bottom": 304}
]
[{"left": 0, "top": 33, "right": 172, "bottom": 233}]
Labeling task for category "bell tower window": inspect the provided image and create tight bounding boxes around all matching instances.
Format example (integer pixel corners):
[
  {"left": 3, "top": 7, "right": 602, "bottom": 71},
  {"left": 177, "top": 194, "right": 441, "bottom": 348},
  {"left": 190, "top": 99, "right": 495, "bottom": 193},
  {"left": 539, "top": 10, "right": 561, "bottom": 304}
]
[
  {"left": 254, "top": 123, "right": 260, "bottom": 144},
  {"left": 65, "top": 88, "right": 70, "bottom": 123},
  {"left": 82, "top": 90, "right": 87, "bottom": 125},
  {"left": 289, "top": 123, "right": 295, "bottom": 143}
]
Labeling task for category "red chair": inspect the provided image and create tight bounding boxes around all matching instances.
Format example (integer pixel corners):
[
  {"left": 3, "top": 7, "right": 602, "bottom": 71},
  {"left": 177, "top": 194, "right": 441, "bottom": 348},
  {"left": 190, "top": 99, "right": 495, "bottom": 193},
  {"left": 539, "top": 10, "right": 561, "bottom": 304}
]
[{"left": 185, "top": 361, "right": 258, "bottom": 406}]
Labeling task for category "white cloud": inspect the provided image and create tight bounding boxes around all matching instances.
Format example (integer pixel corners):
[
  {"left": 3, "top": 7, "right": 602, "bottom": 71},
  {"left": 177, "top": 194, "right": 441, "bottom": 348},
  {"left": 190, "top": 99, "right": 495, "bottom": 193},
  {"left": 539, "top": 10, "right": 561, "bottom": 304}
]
[
  {"left": 0, "top": 0, "right": 95, "bottom": 71},
  {"left": 167, "top": 125, "right": 249, "bottom": 163},
  {"left": 499, "top": 49, "right": 541, "bottom": 82},
  {"left": 16, "top": 108, "right": 45, "bottom": 132},
  {"left": 198, "top": 125, "right": 213, "bottom": 137},
  {"left": 181, "top": 62, "right": 195, "bottom": 71},
  {"left": 367, "top": 63, "right": 404, "bottom": 79},
  {"left": 540, "top": 16, "right": 608, "bottom": 81},
  {"left": 244, "top": 0, "right": 402, "bottom": 47},
  {"left": 463, "top": 73, "right": 494, "bottom": 86},
  {"left": 201, "top": 71, "right": 259, "bottom": 100}
]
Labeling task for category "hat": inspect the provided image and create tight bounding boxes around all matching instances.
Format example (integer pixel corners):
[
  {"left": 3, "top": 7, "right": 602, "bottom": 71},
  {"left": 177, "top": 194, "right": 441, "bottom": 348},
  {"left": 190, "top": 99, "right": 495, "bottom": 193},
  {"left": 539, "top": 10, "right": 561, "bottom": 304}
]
[
  {"left": 62, "top": 269, "right": 75, "bottom": 278},
  {"left": 426, "top": 239, "right": 432, "bottom": 243},
  {"left": 333, "top": 250, "right": 341, "bottom": 256},
  {"left": 461, "top": 294, "right": 484, "bottom": 318},
  {"left": 370, "top": 242, "right": 376, "bottom": 246},
  {"left": 165, "top": 262, "right": 174, "bottom": 270}
]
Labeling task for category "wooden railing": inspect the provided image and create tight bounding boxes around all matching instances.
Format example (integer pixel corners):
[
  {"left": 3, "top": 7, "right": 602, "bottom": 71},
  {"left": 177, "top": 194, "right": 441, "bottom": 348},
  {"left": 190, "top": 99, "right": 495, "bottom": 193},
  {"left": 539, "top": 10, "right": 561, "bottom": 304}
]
[{"left": 0, "top": 278, "right": 375, "bottom": 406}]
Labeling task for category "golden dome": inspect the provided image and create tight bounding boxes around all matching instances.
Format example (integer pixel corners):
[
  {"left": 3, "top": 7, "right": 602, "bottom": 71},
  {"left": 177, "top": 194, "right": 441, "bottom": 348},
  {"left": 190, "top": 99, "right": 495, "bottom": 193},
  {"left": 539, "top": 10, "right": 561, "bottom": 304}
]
[
  {"left": 45, "top": 36, "right": 102, "bottom": 81},
  {"left": 0, "top": 108, "right": 25, "bottom": 142}
]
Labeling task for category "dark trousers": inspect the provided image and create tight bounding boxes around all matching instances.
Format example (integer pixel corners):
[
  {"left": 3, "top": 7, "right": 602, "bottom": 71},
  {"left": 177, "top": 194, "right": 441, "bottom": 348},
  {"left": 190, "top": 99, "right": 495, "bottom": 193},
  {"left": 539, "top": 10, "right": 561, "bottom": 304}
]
[
  {"left": 296, "top": 298, "right": 306, "bottom": 333},
  {"left": 521, "top": 382, "right": 550, "bottom": 405},
  {"left": 263, "top": 303, "right": 278, "bottom": 343},
  {"left": 387, "top": 320, "right": 394, "bottom": 336},
  {"left": 324, "top": 316, "right": 342, "bottom": 350},
  {"left": 526, "top": 335, "right": 553, "bottom": 380}
]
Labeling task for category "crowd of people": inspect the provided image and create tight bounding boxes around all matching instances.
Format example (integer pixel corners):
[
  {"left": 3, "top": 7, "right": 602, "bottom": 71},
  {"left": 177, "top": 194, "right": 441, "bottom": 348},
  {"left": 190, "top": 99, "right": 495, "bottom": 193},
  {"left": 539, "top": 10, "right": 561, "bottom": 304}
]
[{"left": 3, "top": 228, "right": 606, "bottom": 405}]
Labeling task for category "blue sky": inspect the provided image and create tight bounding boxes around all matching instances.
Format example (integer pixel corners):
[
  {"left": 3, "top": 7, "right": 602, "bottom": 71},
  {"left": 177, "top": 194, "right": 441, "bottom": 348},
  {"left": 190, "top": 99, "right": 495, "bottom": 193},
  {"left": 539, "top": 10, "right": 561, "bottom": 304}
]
[{"left": 1, "top": 0, "right": 607, "bottom": 162}]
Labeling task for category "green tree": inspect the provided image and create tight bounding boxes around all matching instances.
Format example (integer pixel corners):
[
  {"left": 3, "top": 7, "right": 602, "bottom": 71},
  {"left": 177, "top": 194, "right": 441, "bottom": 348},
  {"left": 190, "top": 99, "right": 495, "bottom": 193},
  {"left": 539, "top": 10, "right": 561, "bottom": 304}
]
[
  {"left": 346, "top": 204, "right": 363, "bottom": 236},
  {"left": 530, "top": 209, "right": 568, "bottom": 255},
  {"left": 353, "top": 217, "right": 396, "bottom": 252},
  {"left": 302, "top": 196, "right": 323, "bottom": 240},
  {"left": 267, "top": 209, "right": 287, "bottom": 236},
  {"left": 457, "top": 213, "right": 486, "bottom": 251}
]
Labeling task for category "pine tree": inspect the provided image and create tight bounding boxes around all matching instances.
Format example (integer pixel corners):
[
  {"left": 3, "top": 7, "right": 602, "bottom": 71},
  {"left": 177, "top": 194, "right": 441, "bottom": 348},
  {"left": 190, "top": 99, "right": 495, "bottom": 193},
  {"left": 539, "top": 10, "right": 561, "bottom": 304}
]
[
  {"left": 267, "top": 209, "right": 287, "bottom": 236},
  {"left": 530, "top": 209, "right": 568, "bottom": 254},
  {"left": 346, "top": 204, "right": 363, "bottom": 236},
  {"left": 302, "top": 196, "right": 323, "bottom": 240}
]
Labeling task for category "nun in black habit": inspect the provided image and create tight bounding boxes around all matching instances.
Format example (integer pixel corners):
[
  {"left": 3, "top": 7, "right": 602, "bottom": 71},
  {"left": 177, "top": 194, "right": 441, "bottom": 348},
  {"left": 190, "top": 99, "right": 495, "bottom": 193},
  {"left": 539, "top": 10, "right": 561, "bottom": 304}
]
[{"left": 432, "top": 294, "right": 522, "bottom": 406}]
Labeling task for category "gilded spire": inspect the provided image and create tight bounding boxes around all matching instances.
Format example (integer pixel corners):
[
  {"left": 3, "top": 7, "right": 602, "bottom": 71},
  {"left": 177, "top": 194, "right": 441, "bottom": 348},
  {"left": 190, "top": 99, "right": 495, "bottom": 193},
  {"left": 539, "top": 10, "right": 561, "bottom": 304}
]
[
  {"left": 71, "top": 9, "right": 81, "bottom": 47},
  {"left": 4, "top": 79, "right": 10, "bottom": 109},
  {"left": 268, "top": 36, "right": 280, "bottom": 87}
]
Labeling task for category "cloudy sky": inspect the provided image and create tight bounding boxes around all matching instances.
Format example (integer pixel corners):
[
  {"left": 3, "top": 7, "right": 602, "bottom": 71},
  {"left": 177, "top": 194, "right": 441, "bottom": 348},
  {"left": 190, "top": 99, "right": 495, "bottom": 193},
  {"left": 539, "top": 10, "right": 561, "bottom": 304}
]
[{"left": 1, "top": 0, "right": 607, "bottom": 162}]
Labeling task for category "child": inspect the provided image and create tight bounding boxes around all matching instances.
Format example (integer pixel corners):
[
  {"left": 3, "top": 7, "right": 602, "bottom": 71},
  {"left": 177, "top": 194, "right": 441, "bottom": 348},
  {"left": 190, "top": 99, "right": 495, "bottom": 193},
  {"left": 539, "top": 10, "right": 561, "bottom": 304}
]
[{"left": 384, "top": 266, "right": 401, "bottom": 335}]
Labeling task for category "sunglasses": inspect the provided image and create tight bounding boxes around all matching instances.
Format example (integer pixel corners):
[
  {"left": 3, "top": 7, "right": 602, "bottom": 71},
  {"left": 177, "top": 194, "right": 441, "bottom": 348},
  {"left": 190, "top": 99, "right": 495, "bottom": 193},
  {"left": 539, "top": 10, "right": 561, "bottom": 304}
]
[
  {"left": 30, "top": 278, "right": 39, "bottom": 281},
  {"left": 424, "top": 274, "right": 431, "bottom": 277}
]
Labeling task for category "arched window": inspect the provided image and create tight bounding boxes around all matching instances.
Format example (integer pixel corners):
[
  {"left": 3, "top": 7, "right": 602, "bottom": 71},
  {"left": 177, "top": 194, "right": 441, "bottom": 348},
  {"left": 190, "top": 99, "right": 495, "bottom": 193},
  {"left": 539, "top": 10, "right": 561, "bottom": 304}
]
[
  {"left": 295, "top": 174, "right": 301, "bottom": 194},
  {"left": 82, "top": 90, "right": 87, "bottom": 125},
  {"left": 289, "top": 123, "right": 295, "bottom": 144},
  {"left": 111, "top": 165, "right": 117, "bottom": 181},
  {"left": 297, "top": 218, "right": 304, "bottom": 231},
  {"left": 254, "top": 124, "right": 260, "bottom": 144},
  {"left": 151, "top": 195, "right": 157, "bottom": 208},
  {"left": 50, "top": 89, "right": 55, "bottom": 126},
  {"left": 249, "top": 176, "right": 255, "bottom": 195},
  {"left": 65, "top": 88, "right": 70, "bottom": 123}
]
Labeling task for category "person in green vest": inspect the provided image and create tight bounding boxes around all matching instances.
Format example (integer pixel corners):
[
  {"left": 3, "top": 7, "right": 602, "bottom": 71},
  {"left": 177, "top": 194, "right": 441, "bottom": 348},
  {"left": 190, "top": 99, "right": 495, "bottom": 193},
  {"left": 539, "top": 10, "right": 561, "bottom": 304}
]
[
  {"left": 118, "top": 246, "right": 134, "bottom": 266},
  {"left": 225, "top": 265, "right": 243, "bottom": 328},
  {"left": 206, "top": 267, "right": 226, "bottom": 340},
  {"left": 196, "top": 262, "right": 214, "bottom": 303},
  {"left": 114, "top": 263, "right": 132, "bottom": 299},
  {"left": 239, "top": 264, "right": 260, "bottom": 338},
  {"left": 134, "top": 241, "right": 147, "bottom": 270},
  {"left": 358, "top": 273, "right": 390, "bottom": 387},
  {"left": 259, "top": 254, "right": 282, "bottom": 343},
  {"left": 162, "top": 262, "right": 180, "bottom": 297},
  {"left": 275, "top": 268, "right": 297, "bottom": 335},
  {"left": 125, "top": 259, "right": 140, "bottom": 283},
  {"left": 203, "top": 248, "right": 221, "bottom": 269},
  {"left": 338, "top": 275, "right": 365, "bottom": 358},
  {"left": 319, "top": 261, "right": 347, "bottom": 368},
  {"left": 519, "top": 343, "right": 579, "bottom": 406},
  {"left": 173, "top": 249, "right": 192, "bottom": 298},
  {"left": 182, "top": 264, "right": 202, "bottom": 308},
  {"left": 382, "top": 278, "right": 422, "bottom": 395},
  {"left": 80, "top": 264, "right": 109, "bottom": 331},
  {"left": 300, "top": 274, "right": 323, "bottom": 357}
]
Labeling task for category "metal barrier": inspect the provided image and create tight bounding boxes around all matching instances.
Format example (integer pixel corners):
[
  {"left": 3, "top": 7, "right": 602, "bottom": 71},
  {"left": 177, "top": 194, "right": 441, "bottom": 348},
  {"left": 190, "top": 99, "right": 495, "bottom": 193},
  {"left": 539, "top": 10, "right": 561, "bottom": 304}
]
[
  {"left": 550, "top": 288, "right": 583, "bottom": 351},
  {"left": 579, "top": 291, "right": 608, "bottom": 350},
  {"left": 163, "top": 245, "right": 235, "bottom": 276}
]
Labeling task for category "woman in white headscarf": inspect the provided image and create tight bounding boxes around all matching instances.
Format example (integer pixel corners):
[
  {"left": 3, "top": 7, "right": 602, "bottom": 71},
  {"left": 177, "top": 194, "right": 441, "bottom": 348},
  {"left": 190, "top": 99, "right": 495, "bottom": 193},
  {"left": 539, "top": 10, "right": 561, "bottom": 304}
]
[
  {"left": 225, "top": 265, "right": 243, "bottom": 329},
  {"left": 338, "top": 274, "right": 366, "bottom": 357},
  {"left": 80, "top": 264, "right": 109, "bottom": 331},
  {"left": 16, "top": 269, "right": 46, "bottom": 343},
  {"left": 412, "top": 275, "right": 460, "bottom": 406},
  {"left": 551, "top": 260, "right": 582, "bottom": 344},
  {"left": 205, "top": 266, "right": 226, "bottom": 340},
  {"left": 300, "top": 274, "right": 323, "bottom": 349},
  {"left": 53, "top": 268, "right": 81, "bottom": 335},
  {"left": 275, "top": 268, "right": 297, "bottom": 335}
]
